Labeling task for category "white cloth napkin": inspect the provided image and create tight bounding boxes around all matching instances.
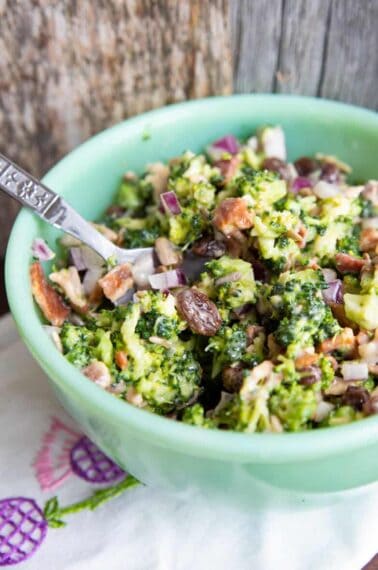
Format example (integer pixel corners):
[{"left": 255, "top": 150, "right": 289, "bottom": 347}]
[{"left": 0, "top": 313, "right": 377, "bottom": 570}]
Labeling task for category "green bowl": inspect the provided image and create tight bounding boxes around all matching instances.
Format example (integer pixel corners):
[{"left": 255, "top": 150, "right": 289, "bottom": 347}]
[{"left": 6, "top": 95, "right": 378, "bottom": 506}]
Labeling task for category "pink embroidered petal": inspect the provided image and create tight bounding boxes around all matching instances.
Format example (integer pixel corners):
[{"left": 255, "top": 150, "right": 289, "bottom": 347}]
[
  {"left": 70, "top": 436, "right": 125, "bottom": 484},
  {"left": 0, "top": 497, "right": 47, "bottom": 566},
  {"left": 33, "top": 417, "right": 80, "bottom": 492}
]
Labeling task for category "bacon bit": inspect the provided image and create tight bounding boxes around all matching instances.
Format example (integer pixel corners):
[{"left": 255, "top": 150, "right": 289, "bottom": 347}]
[
  {"left": 213, "top": 198, "right": 254, "bottom": 236},
  {"left": 145, "top": 162, "right": 170, "bottom": 202},
  {"left": 82, "top": 361, "right": 112, "bottom": 389},
  {"left": 91, "top": 223, "right": 118, "bottom": 243},
  {"left": 215, "top": 156, "right": 241, "bottom": 185},
  {"left": 30, "top": 262, "right": 70, "bottom": 326},
  {"left": 98, "top": 263, "right": 133, "bottom": 303},
  {"left": 318, "top": 327, "right": 356, "bottom": 356},
  {"left": 334, "top": 252, "right": 367, "bottom": 274},
  {"left": 50, "top": 266, "right": 88, "bottom": 314},
  {"left": 115, "top": 351, "right": 128, "bottom": 370},
  {"left": 360, "top": 228, "right": 378, "bottom": 253},
  {"left": 295, "top": 353, "right": 319, "bottom": 370}
]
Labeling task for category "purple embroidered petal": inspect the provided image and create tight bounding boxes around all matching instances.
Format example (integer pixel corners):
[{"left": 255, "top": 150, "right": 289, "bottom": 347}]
[
  {"left": 0, "top": 497, "right": 47, "bottom": 566},
  {"left": 70, "top": 436, "right": 125, "bottom": 484}
]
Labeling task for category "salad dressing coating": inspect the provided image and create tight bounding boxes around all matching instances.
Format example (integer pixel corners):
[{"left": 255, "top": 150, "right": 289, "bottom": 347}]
[{"left": 31, "top": 127, "right": 378, "bottom": 432}]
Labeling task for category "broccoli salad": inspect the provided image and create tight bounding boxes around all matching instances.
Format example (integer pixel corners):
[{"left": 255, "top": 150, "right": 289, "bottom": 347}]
[{"left": 30, "top": 126, "right": 378, "bottom": 432}]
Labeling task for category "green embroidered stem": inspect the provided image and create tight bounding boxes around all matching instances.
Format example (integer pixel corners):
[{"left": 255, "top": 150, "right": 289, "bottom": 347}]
[{"left": 43, "top": 476, "right": 140, "bottom": 528}]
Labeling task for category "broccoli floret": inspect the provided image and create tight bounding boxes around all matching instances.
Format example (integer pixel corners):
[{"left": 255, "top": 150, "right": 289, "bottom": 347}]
[
  {"left": 344, "top": 266, "right": 378, "bottom": 330},
  {"left": 60, "top": 323, "right": 96, "bottom": 368},
  {"left": 337, "top": 226, "right": 361, "bottom": 256},
  {"left": 206, "top": 322, "right": 265, "bottom": 378},
  {"left": 168, "top": 206, "right": 207, "bottom": 246},
  {"left": 182, "top": 404, "right": 215, "bottom": 428},
  {"left": 268, "top": 383, "right": 318, "bottom": 431},
  {"left": 269, "top": 269, "right": 340, "bottom": 355},
  {"left": 203, "top": 256, "right": 256, "bottom": 311},
  {"left": 117, "top": 296, "right": 201, "bottom": 413},
  {"left": 251, "top": 211, "right": 303, "bottom": 270},
  {"left": 320, "top": 406, "right": 363, "bottom": 427},
  {"left": 235, "top": 170, "right": 287, "bottom": 213}
]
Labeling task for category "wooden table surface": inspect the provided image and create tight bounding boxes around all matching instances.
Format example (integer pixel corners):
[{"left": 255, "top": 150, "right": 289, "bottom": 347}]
[{"left": 0, "top": 256, "right": 376, "bottom": 568}]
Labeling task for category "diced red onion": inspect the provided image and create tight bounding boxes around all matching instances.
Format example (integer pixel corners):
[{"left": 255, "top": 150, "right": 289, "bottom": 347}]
[
  {"left": 149, "top": 269, "right": 187, "bottom": 290},
  {"left": 212, "top": 135, "right": 239, "bottom": 154},
  {"left": 114, "top": 288, "right": 135, "bottom": 306},
  {"left": 160, "top": 191, "right": 181, "bottom": 215},
  {"left": 341, "top": 361, "right": 369, "bottom": 381},
  {"left": 31, "top": 238, "right": 55, "bottom": 261},
  {"left": 215, "top": 271, "right": 242, "bottom": 286},
  {"left": 321, "top": 268, "right": 337, "bottom": 283},
  {"left": 132, "top": 252, "right": 155, "bottom": 289},
  {"left": 312, "top": 181, "right": 340, "bottom": 199},
  {"left": 362, "top": 217, "right": 378, "bottom": 230},
  {"left": 291, "top": 177, "right": 313, "bottom": 193},
  {"left": 322, "top": 280, "right": 343, "bottom": 304}
]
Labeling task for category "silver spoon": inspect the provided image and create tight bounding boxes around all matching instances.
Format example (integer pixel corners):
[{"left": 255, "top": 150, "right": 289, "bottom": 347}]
[{"left": 0, "top": 152, "right": 153, "bottom": 265}]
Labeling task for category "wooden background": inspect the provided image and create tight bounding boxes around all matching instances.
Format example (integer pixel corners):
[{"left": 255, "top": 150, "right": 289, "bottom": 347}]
[{"left": 0, "top": 0, "right": 377, "bottom": 256}]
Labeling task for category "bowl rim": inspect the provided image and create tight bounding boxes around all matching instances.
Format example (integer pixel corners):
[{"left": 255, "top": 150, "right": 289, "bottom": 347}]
[{"left": 5, "top": 94, "right": 378, "bottom": 464}]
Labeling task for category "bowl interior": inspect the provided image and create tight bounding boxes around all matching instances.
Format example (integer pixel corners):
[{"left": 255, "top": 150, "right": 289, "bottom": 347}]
[{"left": 5, "top": 95, "right": 378, "bottom": 463}]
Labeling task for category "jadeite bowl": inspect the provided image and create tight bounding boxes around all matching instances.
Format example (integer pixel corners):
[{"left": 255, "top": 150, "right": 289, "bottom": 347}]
[{"left": 6, "top": 95, "right": 378, "bottom": 506}]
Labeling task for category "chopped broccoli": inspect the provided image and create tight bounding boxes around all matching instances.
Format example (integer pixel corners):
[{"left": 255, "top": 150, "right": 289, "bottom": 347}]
[
  {"left": 268, "top": 269, "right": 340, "bottom": 355},
  {"left": 235, "top": 170, "right": 287, "bottom": 213},
  {"left": 268, "top": 383, "right": 318, "bottom": 431},
  {"left": 203, "top": 256, "right": 256, "bottom": 312},
  {"left": 60, "top": 323, "right": 96, "bottom": 368},
  {"left": 182, "top": 404, "right": 215, "bottom": 428}
]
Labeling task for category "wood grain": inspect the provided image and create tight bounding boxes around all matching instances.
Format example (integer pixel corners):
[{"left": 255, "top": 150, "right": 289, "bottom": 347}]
[
  {"left": 318, "top": 0, "right": 378, "bottom": 106},
  {"left": 231, "top": 0, "right": 378, "bottom": 108},
  {"left": 0, "top": 0, "right": 231, "bottom": 254},
  {"left": 231, "top": 0, "right": 283, "bottom": 93}
]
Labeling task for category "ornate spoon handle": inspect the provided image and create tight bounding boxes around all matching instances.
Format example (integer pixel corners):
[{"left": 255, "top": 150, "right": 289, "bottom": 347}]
[{"left": 0, "top": 153, "right": 123, "bottom": 263}]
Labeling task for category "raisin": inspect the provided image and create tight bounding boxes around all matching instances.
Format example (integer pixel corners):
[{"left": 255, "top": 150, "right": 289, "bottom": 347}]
[
  {"left": 299, "top": 366, "right": 321, "bottom": 386},
  {"left": 262, "top": 157, "right": 290, "bottom": 180},
  {"left": 222, "top": 364, "right": 244, "bottom": 393},
  {"left": 320, "top": 162, "right": 340, "bottom": 184},
  {"left": 294, "top": 156, "right": 318, "bottom": 176},
  {"left": 341, "top": 386, "right": 370, "bottom": 411},
  {"left": 176, "top": 288, "right": 222, "bottom": 336},
  {"left": 192, "top": 236, "right": 226, "bottom": 258}
]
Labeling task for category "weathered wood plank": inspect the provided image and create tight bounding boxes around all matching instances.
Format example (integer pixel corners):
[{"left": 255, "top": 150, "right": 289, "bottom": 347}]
[
  {"left": 319, "top": 0, "right": 378, "bottom": 108},
  {"left": 274, "top": 0, "right": 332, "bottom": 94},
  {"left": 231, "top": 0, "right": 283, "bottom": 93},
  {"left": 231, "top": 0, "right": 378, "bottom": 110},
  {"left": 0, "top": 0, "right": 232, "bottom": 255}
]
